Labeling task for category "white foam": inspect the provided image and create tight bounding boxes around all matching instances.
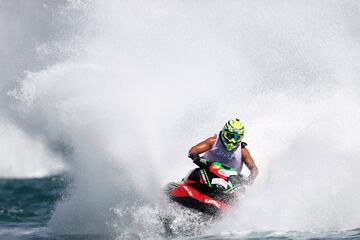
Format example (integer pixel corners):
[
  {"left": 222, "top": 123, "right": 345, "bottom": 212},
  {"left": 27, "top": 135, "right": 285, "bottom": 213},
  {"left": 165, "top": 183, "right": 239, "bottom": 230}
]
[{"left": 0, "top": 117, "right": 67, "bottom": 178}]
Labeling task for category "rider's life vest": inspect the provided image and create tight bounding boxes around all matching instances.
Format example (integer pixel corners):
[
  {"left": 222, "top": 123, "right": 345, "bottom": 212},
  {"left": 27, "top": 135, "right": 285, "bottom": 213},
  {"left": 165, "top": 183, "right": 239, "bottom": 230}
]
[{"left": 203, "top": 133, "right": 246, "bottom": 170}]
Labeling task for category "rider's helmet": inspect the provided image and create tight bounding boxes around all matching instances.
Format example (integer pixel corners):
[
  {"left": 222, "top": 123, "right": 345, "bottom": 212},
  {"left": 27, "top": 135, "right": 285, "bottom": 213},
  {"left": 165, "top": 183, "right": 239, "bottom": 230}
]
[{"left": 220, "top": 118, "right": 245, "bottom": 151}]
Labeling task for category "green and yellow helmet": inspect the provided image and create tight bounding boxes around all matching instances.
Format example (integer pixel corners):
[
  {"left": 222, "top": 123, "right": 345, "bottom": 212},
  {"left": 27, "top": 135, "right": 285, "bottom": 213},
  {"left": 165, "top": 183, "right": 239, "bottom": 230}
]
[{"left": 220, "top": 118, "right": 245, "bottom": 151}]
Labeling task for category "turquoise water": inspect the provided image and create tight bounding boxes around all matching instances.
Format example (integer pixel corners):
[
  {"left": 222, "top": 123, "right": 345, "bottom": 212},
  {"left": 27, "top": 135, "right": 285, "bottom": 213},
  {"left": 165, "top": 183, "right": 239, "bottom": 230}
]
[
  {"left": 1, "top": 177, "right": 360, "bottom": 240},
  {"left": 0, "top": 177, "right": 68, "bottom": 240}
]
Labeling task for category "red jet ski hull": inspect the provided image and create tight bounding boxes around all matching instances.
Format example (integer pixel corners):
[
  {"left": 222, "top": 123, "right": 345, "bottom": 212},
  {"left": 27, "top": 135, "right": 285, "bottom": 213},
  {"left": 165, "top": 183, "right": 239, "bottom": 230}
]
[{"left": 166, "top": 181, "right": 229, "bottom": 216}]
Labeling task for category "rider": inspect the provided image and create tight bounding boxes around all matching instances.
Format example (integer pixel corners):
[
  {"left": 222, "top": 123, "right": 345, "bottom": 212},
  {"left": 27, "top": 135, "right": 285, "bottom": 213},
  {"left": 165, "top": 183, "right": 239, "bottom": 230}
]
[{"left": 188, "top": 118, "right": 258, "bottom": 184}]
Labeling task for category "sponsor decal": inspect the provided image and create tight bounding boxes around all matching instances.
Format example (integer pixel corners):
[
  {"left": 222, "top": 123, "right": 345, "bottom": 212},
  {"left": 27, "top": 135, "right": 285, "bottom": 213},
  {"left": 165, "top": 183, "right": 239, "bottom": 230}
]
[
  {"left": 218, "top": 169, "right": 238, "bottom": 177},
  {"left": 183, "top": 186, "right": 193, "bottom": 197},
  {"left": 204, "top": 199, "right": 221, "bottom": 208},
  {"left": 200, "top": 169, "right": 208, "bottom": 185},
  {"left": 213, "top": 149, "right": 232, "bottom": 159}
]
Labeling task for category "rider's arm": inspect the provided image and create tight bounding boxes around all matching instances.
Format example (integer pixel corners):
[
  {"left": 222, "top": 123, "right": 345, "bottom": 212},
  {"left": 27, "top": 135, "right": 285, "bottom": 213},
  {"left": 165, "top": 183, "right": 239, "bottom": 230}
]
[
  {"left": 242, "top": 147, "right": 259, "bottom": 181},
  {"left": 188, "top": 136, "right": 216, "bottom": 156}
]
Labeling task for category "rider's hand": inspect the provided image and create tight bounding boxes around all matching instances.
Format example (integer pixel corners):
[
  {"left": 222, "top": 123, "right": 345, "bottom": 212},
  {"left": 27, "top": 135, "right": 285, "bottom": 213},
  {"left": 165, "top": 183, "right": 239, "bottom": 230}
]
[
  {"left": 189, "top": 154, "right": 210, "bottom": 169},
  {"left": 242, "top": 176, "right": 255, "bottom": 185},
  {"left": 188, "top": 153, "right": 200, "bottom": 161}
]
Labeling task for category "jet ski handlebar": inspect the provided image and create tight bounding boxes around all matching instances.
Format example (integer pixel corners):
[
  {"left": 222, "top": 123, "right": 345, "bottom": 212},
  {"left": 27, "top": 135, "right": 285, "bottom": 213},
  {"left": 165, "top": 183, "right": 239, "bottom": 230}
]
[
  {"left": 188, "top": 154, "right": 253, "bottom": 186},
  {"left": 188, "top": 154, "right": 212, "bottom": 169}
]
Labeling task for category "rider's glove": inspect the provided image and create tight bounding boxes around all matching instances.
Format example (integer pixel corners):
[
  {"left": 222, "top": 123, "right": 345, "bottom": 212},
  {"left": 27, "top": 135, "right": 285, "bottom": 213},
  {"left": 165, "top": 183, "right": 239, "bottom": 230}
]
[
  {"left": 188, "top": 153, "right": 200, "bottom": 161},
  {"left": 189, "top": 154, "right": 209, "bottom": 168},
  {"left": 242, "top": 175, "right": 255, "bottom": 186}
]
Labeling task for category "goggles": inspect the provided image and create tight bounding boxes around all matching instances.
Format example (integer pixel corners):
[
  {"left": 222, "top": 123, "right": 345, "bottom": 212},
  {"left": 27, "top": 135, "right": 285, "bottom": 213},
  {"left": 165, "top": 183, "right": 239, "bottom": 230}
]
[{"left": 223, "top": 130, "right": 242, "bottom": 143}]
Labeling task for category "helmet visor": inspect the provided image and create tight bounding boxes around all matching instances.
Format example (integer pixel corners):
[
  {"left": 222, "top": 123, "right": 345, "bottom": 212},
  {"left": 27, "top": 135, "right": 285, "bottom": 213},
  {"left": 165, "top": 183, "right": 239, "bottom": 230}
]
[{"left": 223, "top": 130, "right": 242, "bottom": 143}]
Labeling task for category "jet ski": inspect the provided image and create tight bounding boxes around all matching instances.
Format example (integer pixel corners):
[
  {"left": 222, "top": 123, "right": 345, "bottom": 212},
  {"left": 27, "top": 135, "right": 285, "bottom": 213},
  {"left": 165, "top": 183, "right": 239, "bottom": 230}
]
[{"left": 165, "top": 156, "right": 248, "bottom": 216}]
